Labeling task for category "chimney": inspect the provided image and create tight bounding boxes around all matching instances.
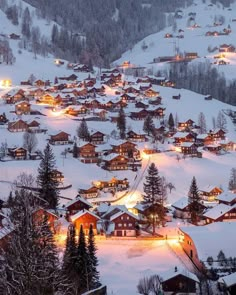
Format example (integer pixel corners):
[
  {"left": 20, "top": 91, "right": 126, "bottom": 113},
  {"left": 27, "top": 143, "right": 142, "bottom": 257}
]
[{"left": 174, "top": 266, "right": 178, "bottom": 272}]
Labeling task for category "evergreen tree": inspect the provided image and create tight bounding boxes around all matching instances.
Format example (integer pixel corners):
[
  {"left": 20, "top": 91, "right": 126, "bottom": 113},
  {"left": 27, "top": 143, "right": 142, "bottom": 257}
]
[
  {"left": 168, "top": 113, "right": 175, "bottom": 131},
  {"left": 37, "top": 143, "right": 59, "bottom": 209},
  {"left": 21, "top": 7, "right": 31, "bottom": 39},
  {"left": 73, "top": 142, "right": 78, "bottom": 158},
  {"left": 143, "top": 115, "right": 155, "bottom": 136},
  {"left": 117, "top": 107, "right": 126, "bottom": 139},
  {"left": 142, "top": 163, "right": 164, "bottom": 235},
  {"left": 87, "top": 225, "right": 101, "bottom": 290},
  {"left": 61, "top": 224, "right": 78, "bottom": 294},
  {"left": 77, "top": 118, "right": 90, "bottom": 141},
  {"left": 0, "top": 189, "right": 59, "bottom": 295},
  {"left": 76, "top": 225, "right": 89, "bottom": 294},
  {"left": 228, "top": 168, "right": 236, "bottom": 192},
  {"left": 188, "top": 176, "right": 203, "bottom": 224}
]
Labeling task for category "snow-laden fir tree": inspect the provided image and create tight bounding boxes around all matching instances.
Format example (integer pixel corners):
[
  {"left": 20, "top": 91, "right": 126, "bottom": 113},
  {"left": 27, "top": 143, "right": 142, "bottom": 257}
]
[
  {"left": 228, "top": 168, "right": 236, "bottom": 192},
  {"left": 117, "top": 107, "right": 126, "bottom": 139},
  {"left": 87, "top": 224, "right": 101, "bottom": 290},
  {"left": 73, "top": 141, "right": 78, "bottom": 158},
  {"left": 143, "top": 115, "right": 155, "bottom": 136},
  {"left": 37, "top": 143, "right": 59, "bottom": 209},
  {"left": 188, "top": 176, "right": 203, "bottom": 224},
  {"left": 168, "top": 113, "right": 175, "bottom": 131},
  {"left": 0, "top": 189, "right": 59, "bottom": 295},
  {"left": 142, "top": 163, "right": 165, "bottom": 235},
  {"left": 77, "top": 118, "right": 90, "bottom": 141}
]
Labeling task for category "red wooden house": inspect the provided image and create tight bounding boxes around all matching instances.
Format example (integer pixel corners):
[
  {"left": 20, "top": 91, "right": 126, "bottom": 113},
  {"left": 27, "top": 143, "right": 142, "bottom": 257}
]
[
  {"left": 71, "top": 209, "right": 100, "bottom": 235},
  {"left": 8, "top": 147, "right": 27, "bottom": 160},
  {"left": 130, "top": 109, "right": 149, "bottom": 120},
  {"left": 178, "top": 119, "right": 195, "bottom": 131},
  {"left": 79, "top": 186, "right": 99, "bottom": 199},
  {"left": 204, "top": 203, "right": 236, "bottom": 224},
  {"left": 199, "top": 185, "right": 223, "bottom": 202},
  {"left": 173, "top": 132, "right": 195, "bottom": 145},
  {"left": 77, "top": 143, "right": 99, "bottom": 163},
  {"left": 33, "top": 208, "right": 58, "bottom": 233},
  {"left": 8, "top": 119, "right": 28, "bottom": 132},
  {"left": 209, "top": 129, "right": 226, "bottom": 141},
  {"left": 126, "top": 130, "right": 147, "bottom": 142},
  {"left": 109, "top": 211, "right": 139, "bottom": 237},
  {"left": 65, "top": 195, "right": 93, "bottom": 216},
  {"left": 15, "top": 101, "right": 31, "bottom": 115},
  {"left": 111, "top": 140, "right": 139, "bottom": 158},
  {"left": 90, "top": 131, "right": 105, "bottom": 144},
  {"left": 102, "top": 153, "right": 129, "bottom": 171}
]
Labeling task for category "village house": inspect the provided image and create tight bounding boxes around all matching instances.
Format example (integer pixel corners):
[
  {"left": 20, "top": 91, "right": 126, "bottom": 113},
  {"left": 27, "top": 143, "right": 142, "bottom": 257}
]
[
  {"left": 123, "top": 85, "right": 140, "bottom": 95},
  {"left": 218, "top": 272, "right": 236, "bottom": 294},
  {"left": 178, "top": 119, "right": 195, "bottom": 131},
  {"left": 79, "top": 186, "right": 99, "bottom": 199},
  {"left": 102, "top": 153, "right": 129, "bottom": 171},
  {"left": 73, "top": 64, "right": 90, "bottom": 72},
  {"left": 203, "top": 203, "right": 236, "bottom": 224},
  {"left": 199, "top": 185, "right": 223, "bottom": 202},
  {"left": 77, "top": 142, "right": 99, "bottom": 163},
  {"left": 51, "top": 169, "right": 64, "bottom": 183},
  {"left": 172, "top": 94, "right": 181, "bottom": 100},
  {"left": 93, "top": 109, "right": 108, "bottom": 121},
  {"left": 126, "top": 130, "right": 147, "bottom": 142},
  {"left": 217, "top": 192, "right": 236, "bottom": 206},
  {"left": 173, "top": 132, "right": 196, "bottom": 145},
  {"left": 180, "top": 142, "right": 198, "bottom": 155},
  {"left": 92, "top": 177, "right": 129, "bottom": 192},
  {"left": 204, "top": 94, "right": 212, "bottom": 100},
  {"left": 15, "top": 101, "right": 31, "bottom": 115},
  {"left": 185, "top": 52, "right": 198, "bottom": 60},
  {"left": 121, "top": 93, "right": 137, "bottom": 103},
  {"left": 89, "top": 131, "right": 106, "bottom": 145},
  {"left": 8, "top": 119, "right": 28, "bottom": 132},
  {"left": 65, "top": 106, "right": 88, "bottom": 116},
  {"left": 33, "top": 208, "right": 59, "bottom": 233},
  {"left": 0, "top": 113, "right": 8, "bottom": 124},
  {"left": 161, "top": 267, "right": 199, "bottom": 294},
  {"left": 108, "top": 211, "right": 139, "bottom": 237},
  {"left": 71, "top": 209, "right": 100, "bottom": 235},
  {"left": 27, "top": 120, "right": 42, "bottom": 133},
  {"left": 4, "top": 89, "right": 26, "bottom": 104},
  {"left": 209, "top": 129, "right": 226, "bottom": 141},
  {"left": 130, "top": 109, "right": 150, "bottom": 120},
  {"left": 65, "top": 195, "right": 93, "bottom": 217},
  {"left": 8, "top": 147, "right": 27, "bottom": 160},
  {"left": 203, "top": 144, "right": 222, "bottom": 154},
  {"left": 145, "top": 88, "right": 159, "bottom": 97},
  {"left": 49, "top": 131, "right": 70, "bottom": 145},
  {"left": 135, "top": 101, "right": 149, "bottom": 109},
  {"left": 172, "top": 197, "right": 206, "bottom": 220},
  {"left": 110, "top": 140, "right": 140, "bottom": 159},
  {"left": 196, "top": 134, "right": 213, "bottom": 146}
]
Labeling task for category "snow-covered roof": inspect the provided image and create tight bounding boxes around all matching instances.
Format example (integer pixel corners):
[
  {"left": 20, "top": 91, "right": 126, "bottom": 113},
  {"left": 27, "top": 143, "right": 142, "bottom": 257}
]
[
  {"left": 218, "top": 272, "right": 236, "bottom": 288},
  {"left": 71, "top": 209, "right": 100, "bottom": 222},
  {"left": 160, "top": 267, "right": 199, "bottom": 283},
  {"left": 171, "top": 197, "right": 188, "bottom": 210},
  {"left": 173, "top": 132, "right": 191, "bottom": 138},
  {"left": 110, "top": 210, "right": 139, "bottom": 221},
  {"left": 217, "top": 192, "right": 236, "bottom": 203},
  {"left": 196, "top": 133, "right": 209, "bottom": 139},
  {"left": 65, "top": 195, "right": 93, "bottom": 208},
  {"left": 102, "top": 153, "right": 126, "bottom": 161},
  {"left": 180, "top": 222, "right": 236, "bottom": 261},
  {"left": 203, "top": 203, "right": 235, "bottom": 220},
  {"left": 199, "top": 185, "right": 221, "bottom": 193},
  {"left": 180, "top": 142, "right": 195, "bottom": 147}
]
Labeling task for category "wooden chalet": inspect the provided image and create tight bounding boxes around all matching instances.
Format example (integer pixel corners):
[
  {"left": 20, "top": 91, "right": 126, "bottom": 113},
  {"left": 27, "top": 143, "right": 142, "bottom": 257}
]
[
  {"left": 161, "top": 268, "right": 199, "bottom": 294},
  {"left": 27, "top": 120, "right": 41, "bottom": 133},
  {"left": 73, "top": 64, "right": 90, "bottom": 72},
  {"left": 204, "top": 94, "right": 212, "bottom": 100},
  {"left": 8, "top": 147, "right": 27, "bottom": 160},
  {"left": 185, "top": 52, "right": 198, "bottom": 60},
  {"left": 109, "top": 211, "right": 139, "bottom": 237},
  {"left": 35, "top": 79, "right": 46, "bottom": 87},
  {"left": 199, "top": 185, "right": 223, "bottom": 202},
  {"left": 135, "top": 101, "right": 148, "bottom": 109},
  {"left": 172, "top": 94, "right": 181, "bottom": 100},
  {"left": 0, "top": 114, "right": 8, "bottom": 124},
  {"left": 217, "top": 192, "right": 236, "bottom": 206},
  {"left": 145, "top": 88, "right": 159, "bottom": 97},
  {"left": 203, "top": 144, "right": 222, "bottom": 154},
  {"left": 40, "top": 93, "right": 57, "bottom": 105},
  {"left": 196, "top": 134, "right": 213, "bottom": 146},
  {"left": 209, "top": 129, "right": 226, "bottom": 141},
  {"left": 180, "top": 142, "right": 198, "bottom": 155},
  {"left": 178, "top": 119, "right": 194, "bottom": 131},
  {"left": 123, "top": 85, "right": 140, "bottom": 94},
  {"left": 219, "top": 44, "right": 235, "bottom": 52},
  {"left": 149, "top": 96, "right": 162, "bottom": 105},
  {"left": 93, "top": 109, "right": 108, "bottom": 121},
  {"left": 15, "top": 101, "right": 31, "bottom": 115},
  {"left": 65, "top": 195, "right": 93, "bottom": 217},
  {"left": 219, "top": 273, "right": 236, "bottom": 294},
  {"left": 204, "top": 203, "right": 236, "bottom": 224},
  {"left": 77, "top": 143, "right": 99, "bottom": 163},
  {"left": 148, "top": 107, "right": 165, "bottom": 118},
  {"left": 8, "top": 119, "right": 28, "bottom": 132},
  {"left": 173, "top": 132, "right": 195, "bottom": 145},
  {"left": 126, "top": 130, "right": 147, "bottom": 142},
  {"left": 93, "top": 177, "right": 129, "bottom": 192},
  {"left": 49, "top": 131, "right": 70, "bottom": 145},
  {"left": 5, "top": 89, "right": 26, "bottom": 104},
  {"left": 111, "top": 140, "right": 139, "bottom": 158},
  {"left": 65, "top": 106, "right": 88, "bottom": 116},
  {"left": 130, "top": 109, "right": 149, "bottom": 120},
  {"left": 79, "top": 186, "right": 99, "bottom": 199},
  {"left": 172, "top": 197, "right": 194, "bottom": 219},
  {"left": 71, "top": 209, "right": 100, "bottom": 235},
  {"left": 102, "top": 153, "right": 129, "bottom": 171},
  {"left": 90, "top": 131, "right": 105, "bottom": 144},
  {"left": 121, "top": 93, "right": 136, "bottom": 103}
]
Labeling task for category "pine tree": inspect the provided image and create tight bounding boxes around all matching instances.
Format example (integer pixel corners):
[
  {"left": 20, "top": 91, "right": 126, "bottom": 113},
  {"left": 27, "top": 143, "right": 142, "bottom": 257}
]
[
  {"left": 0, "top": 189, "right": 59, "bottom": 295},
  {"left": 87, "top": 225, "right": 101, "bottom": 290},
  {"left": 198, "top": 112, "right": 207, "bottom": 134},
  {"left": 61, "top": 224, "right": 78, "bottom": 294},
  {"left": 142, "top": 163, "right": 164, "bottom": 235},
  {"left": 143, "top": 115, "right": 155, "bottom": 136},
  {"left": 188, "top": 176, "right": 203, "bottom": 224},
  {"left": 76, "top": 225, "right": 89, "bottom": 293},
  {"left": 77, "top": 118, "right": 90, "bottom": 141},
  {"left": 168, "top": 113, "right": 175, "bottom": 131},
  {"left": 21, "top": 7, "right": 31, "bottom": 39},
  {"left": 37, "top": 143, "right": 59, "bottom": 209},
  {"left": 117, "top": 107, "right": 126, "bottom": 139},
  {"left": 228, "top": 168, "right": 236, "bottom": 192},
  {"left": 73, "top": 142, "right": 78, "bottom": 158}
]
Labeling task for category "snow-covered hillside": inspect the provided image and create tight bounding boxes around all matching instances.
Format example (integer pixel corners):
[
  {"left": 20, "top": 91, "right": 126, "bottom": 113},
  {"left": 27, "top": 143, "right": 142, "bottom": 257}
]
[{"left": 115, "top": 0, "right": 236, "bottom": 81}]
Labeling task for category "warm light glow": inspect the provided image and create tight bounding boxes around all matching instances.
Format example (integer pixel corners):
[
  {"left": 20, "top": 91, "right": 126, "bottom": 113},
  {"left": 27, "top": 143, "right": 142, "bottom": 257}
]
[
  {"left": 175, "top": 147, "right": 181, "bottom": 153},
  {"left": 54, "top": 233, "right": 67, "bottom": 246},
  {"left": 0, "top": 79, "right": 12, "bottom": 87}
]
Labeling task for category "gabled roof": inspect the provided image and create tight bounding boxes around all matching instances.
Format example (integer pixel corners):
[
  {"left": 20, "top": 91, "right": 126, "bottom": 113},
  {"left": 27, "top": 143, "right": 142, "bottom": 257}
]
[
  {"left": 65, "top": 195, "right": 93, "bottom": 209},
  {"left": 173, "top": 132, "right": 192, "bottom": 138},
  {"left": 218, "top": 272, "right": 236, "bottom": 288},
  {"left": 203, "top": 203, "right": 236, "bottom": 220},
  {"left": 110, "top": 210, "right": 139, "bottom": 221},
  {"left": 217, "top": 192, "right": 236, "bottom": 203},
  {"left": 160, "top": 268, "right": 199, "bottom": 283},
  {"left": 71, "top": 209, "right": 100, "bottom": 222},
  {"left": 103, "top": 153, "right": 128, "bottom": 161},
  {"left": 171, "top": 197, "right": 189, "bottom": 210}
]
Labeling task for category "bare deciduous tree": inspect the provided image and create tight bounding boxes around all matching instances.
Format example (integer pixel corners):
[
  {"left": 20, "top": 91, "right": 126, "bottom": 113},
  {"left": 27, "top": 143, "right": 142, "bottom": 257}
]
[
  {"left": 23, "top": 131, "right": 38, "bottom": 154},
  {"left": 137, "top": 277, "right": 151, "bottom": 295}
]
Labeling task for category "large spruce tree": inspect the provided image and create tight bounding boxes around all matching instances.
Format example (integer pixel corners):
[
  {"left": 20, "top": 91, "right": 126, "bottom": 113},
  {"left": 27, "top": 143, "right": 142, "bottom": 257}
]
[
  {"left": 87, "top": 225, "right": 101, "bottom": 290},
  {"left": 117, "top": 107, "right": 126, "bottom": 139},
  {"left": 37, "top": 143, "right": 59, "bottom": 209},
  {"left": 77, "top": 118, "right": 90, "bottom": 141},
  {"left": 188, "top": 176, "right": 203, "bottom": 224},
  {"left": 143, "top": 115, "right": 155, "bottom": 136},
  {"left": 143, "top": 163, "right": 164, "bottom": 235}
]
